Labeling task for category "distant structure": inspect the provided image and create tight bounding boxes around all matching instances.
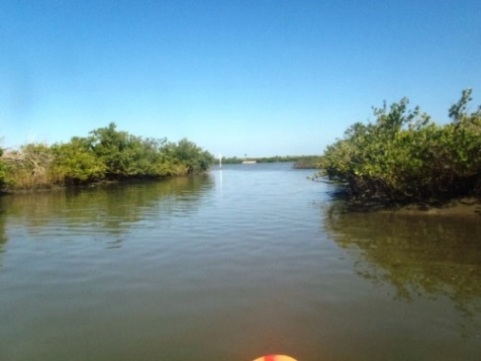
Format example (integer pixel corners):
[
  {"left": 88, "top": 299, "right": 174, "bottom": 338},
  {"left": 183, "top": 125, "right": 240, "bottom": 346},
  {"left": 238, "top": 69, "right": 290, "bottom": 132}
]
[{"left": 242, "top": 154, "right": 256, "bottom": 164}]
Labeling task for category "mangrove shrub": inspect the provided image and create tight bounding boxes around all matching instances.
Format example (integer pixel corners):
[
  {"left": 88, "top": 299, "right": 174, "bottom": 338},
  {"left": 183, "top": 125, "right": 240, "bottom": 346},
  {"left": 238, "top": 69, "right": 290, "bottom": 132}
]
[
  {"left": 0, "top": 147, "right": 5, "bottom": 187},
  {"left": 318, "top": 89, "right": 481, "bottom": 203},
  {"left": 0, "top": 123, "right": 214, "bottom": 191}
]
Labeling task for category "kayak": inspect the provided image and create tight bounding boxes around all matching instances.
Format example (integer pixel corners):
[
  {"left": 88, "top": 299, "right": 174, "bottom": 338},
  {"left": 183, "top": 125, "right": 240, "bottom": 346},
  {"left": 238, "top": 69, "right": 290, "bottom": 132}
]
[{"left": 253, "top": 356, "right": 297, "bottom": 361}]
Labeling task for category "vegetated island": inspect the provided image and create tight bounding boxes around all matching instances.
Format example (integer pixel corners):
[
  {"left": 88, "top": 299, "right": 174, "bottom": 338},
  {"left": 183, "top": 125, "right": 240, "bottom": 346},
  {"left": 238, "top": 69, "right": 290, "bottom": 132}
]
[
  {"left": 220, "top": 155, "right": 321, "bottom": 169},
  {"left": 315, "top": 89, "right": 481, "bottom": 212},
  {"left": 0, "top": 123, "right": 214, "bottom": 194}
]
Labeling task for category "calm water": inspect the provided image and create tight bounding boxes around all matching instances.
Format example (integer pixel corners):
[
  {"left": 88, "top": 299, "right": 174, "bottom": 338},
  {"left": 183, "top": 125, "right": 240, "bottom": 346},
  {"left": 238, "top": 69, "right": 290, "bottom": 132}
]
[{"left": 1, "top": 163, "right": 480, "bottom": 361}]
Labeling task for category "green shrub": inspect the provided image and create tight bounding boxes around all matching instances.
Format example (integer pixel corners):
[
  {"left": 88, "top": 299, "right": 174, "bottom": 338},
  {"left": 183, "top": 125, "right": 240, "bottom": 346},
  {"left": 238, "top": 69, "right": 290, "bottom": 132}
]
[
  {"left": 1, "top": 123, "right": 214, "bottom": 192},
  {"left": 0, "top": 148, "right": 5, "bottom": 188},
  {"left": 318, "top": 89, "right": 481, "bottom": 203},
  {"left": 51, "top": 137, "right": 106, "bottom": 184},
  {"left": 1, "top": 143, "right": 54, "bottom": 189}
]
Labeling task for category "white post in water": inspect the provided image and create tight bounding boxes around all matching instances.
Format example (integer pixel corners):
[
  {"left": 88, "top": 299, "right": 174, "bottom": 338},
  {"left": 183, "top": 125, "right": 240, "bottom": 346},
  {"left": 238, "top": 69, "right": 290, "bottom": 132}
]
[{"left": 219, "top": 153, "right": 222, "bottom": 168}]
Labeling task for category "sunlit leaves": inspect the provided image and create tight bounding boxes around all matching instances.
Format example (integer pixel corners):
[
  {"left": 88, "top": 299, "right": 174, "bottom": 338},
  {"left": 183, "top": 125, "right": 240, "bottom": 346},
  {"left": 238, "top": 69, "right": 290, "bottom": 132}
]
[
  {"left": 0, "top": 147, "right": 5, "bottom": 187},
  {"left": 318, "top": 89, "right": 481, "bottom": 203},
  {"left": 0, "top": 123, "right": 214, "bottom": 190},
  {"left": 50, "top": 138, "right": 106, "bottom": 184}
]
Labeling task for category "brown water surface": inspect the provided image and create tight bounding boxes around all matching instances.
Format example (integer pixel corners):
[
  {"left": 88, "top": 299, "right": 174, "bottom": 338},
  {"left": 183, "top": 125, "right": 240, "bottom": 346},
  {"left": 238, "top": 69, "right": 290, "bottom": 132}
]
[{"left": 0, "top": 163, "right": 480, "bottom": 361}]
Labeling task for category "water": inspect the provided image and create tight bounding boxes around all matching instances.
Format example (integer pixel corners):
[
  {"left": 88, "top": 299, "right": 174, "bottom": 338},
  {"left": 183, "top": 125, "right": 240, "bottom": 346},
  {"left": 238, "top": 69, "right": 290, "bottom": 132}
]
[{"left": 1, "top": 163, "right": 480, "bottom": 361}]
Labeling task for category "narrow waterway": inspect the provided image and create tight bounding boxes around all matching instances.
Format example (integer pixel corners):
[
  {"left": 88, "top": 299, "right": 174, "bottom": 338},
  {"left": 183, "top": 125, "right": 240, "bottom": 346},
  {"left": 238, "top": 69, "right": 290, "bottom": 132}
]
[{"left": 1, "top": 163, "right": 480, "bottom": 361}]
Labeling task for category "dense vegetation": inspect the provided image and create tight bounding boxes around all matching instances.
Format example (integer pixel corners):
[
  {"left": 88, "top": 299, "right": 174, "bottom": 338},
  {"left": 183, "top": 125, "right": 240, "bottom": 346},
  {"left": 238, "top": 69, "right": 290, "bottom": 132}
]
[
  {"left": 0, "top": 123, "right": 214, "bottom": 192},
  {"left": 317, "top": 89, "right": 481, "bottom": 204},
  {"left": 292, "top": 156, "right": 321, "bottom": 169},
  {"left": 0, "top": 147, "right": 5, "bottom": 189},
  {"left": 221, "top": 155, "right": 320, "bottom": 167}
]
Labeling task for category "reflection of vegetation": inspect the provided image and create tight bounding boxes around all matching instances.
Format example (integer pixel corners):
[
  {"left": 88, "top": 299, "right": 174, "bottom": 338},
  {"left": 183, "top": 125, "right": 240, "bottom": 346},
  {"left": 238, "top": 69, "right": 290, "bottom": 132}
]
[
  {"left": 324, "top": 203, "right": 481, "bottom": 315},
  {"left": 0, "top": 202, "right": 7, "bottom": 261},
  {"left": 1, "top": 174, "right": 213, "bottom": 238}
]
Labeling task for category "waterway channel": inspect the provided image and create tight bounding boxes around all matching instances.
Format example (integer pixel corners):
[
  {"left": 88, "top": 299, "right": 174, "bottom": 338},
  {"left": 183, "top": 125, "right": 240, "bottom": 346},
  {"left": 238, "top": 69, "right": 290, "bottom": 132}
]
[{"left": 1, "top": 162, "right": 480, "bottom": 361}]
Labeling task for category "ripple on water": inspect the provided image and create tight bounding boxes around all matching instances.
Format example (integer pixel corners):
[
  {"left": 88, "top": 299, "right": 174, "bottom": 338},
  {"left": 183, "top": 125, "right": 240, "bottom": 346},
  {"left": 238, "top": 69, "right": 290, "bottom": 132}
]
[{"left": 0, "top": 163, "right": 480, "bottom": 361}]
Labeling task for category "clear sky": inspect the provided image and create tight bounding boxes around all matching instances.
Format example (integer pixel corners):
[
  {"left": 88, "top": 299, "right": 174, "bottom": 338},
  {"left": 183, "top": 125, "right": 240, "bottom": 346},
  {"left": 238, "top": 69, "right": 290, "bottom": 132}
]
[{"left": 1, "top": 0, "right": 480, "bottom": 157}]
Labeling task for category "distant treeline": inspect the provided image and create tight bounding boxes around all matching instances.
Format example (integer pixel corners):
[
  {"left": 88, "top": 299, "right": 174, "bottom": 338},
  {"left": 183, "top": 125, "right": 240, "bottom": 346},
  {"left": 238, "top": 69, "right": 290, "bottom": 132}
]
[
  {"left": 0, "top": 123, "right": 214, "bottom": 192},
  {"left": 317, "top": 89, "right": 481, "bottom": 204},
  {"left": 221, "top": 155, "right": 321, "bottom": 168}
]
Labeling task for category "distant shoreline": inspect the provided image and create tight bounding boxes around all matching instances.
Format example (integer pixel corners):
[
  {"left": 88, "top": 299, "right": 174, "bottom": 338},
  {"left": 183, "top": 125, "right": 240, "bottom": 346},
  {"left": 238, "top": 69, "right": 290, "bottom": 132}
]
[{"left": 220, "top": 155, "right": 321, "bottom": 167}]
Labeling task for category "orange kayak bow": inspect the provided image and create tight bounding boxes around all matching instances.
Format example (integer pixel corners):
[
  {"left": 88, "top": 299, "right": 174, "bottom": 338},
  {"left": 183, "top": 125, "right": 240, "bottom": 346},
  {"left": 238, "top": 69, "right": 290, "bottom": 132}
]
[{"left": 253, "top": 356, "right": 297, "bottom": 361}]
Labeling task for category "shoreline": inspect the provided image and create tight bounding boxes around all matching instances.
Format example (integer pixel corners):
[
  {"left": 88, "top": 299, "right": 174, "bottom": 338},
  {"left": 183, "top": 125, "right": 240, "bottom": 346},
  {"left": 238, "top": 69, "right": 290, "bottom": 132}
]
[
  {"left": 0, "top": 177, "right": 175, "bottom": 196},
  {"left": 380, "top": 197, "right": 481, "bottom": 216},
  {"left": 329, "top": 193, "right": 481, "bottom": 217}
]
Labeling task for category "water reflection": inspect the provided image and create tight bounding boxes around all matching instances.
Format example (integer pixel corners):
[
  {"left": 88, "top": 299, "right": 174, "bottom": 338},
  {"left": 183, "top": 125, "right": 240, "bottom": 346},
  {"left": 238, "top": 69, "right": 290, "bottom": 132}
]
[
  {"left": 0, "top": 204, "right": 7, "bottom": 262},
  {"left": 0, "top": 175, "right": 213, "bottom": 248},
  {"left": 324, "top": 203, "right": 481, "bottom": 316}
]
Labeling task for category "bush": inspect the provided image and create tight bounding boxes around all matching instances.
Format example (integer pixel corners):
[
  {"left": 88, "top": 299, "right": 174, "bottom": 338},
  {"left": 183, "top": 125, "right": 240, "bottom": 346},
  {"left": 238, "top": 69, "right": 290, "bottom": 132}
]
[
  {"left": 50, "top": 137, "right": 106, "bottom": 184},
  {"left": 318, "top": 89, "right": 481, "bottom": 203},
  {"left": 167, "top": 138, "right": 214, "bottom": 174},
  {"left": 0, "top": 123, "right": 214, "bottom": 192},
  {"left": 1, "top": 143, "right": 54, "bottom": 189},
  {"left": 0, "top": 148, "right": 5, "bottom": 188}
]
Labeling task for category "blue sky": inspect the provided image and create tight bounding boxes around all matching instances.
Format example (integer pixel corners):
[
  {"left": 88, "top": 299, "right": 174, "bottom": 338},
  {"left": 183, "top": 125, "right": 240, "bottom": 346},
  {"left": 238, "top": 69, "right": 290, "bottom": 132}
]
[{"left": 1, "top": 0, "right": 480, "bottom": 157}]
